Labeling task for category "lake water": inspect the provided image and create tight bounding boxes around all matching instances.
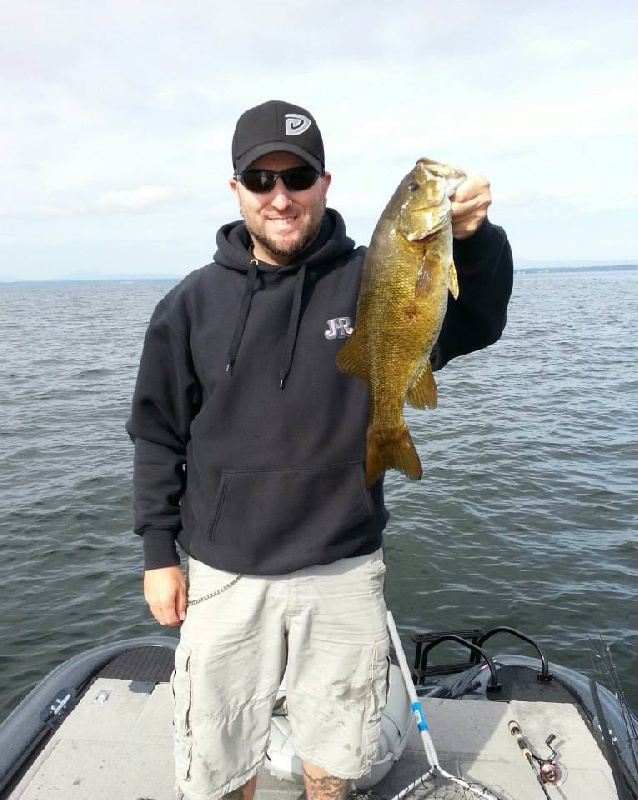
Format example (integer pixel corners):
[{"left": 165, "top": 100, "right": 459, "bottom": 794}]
[{"left": 0, "top": 268, "right": 636, "bottom": 724}]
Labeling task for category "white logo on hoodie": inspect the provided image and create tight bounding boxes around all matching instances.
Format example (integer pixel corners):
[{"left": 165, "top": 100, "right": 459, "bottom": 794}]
[
  {"left": 285, "top": 114, "right": 311, "bottom": 136},
  {"left": 325, "top": 318, "right": 353, "bottom": 339}
]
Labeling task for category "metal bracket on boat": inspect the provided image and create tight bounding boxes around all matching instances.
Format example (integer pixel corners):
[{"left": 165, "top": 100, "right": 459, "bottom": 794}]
[
  {"left": 477, "top": 626, "right": 553, "bottom": 682},
  {"left": 412, "top": 634, "right": 502, "bottom": 693},
  {"left": 411, "top": 627, "right": 486, "bottom": 678},
  {"left": 39, "top": 687, "right": 77, "bottom": 729}
]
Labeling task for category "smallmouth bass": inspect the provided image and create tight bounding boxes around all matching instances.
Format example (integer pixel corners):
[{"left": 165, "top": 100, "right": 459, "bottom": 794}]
[{"left": 337, "top": 158, "right": 465, "bottom": 486}]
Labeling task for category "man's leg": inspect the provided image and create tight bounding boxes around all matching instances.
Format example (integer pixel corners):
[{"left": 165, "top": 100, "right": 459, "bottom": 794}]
[
  {"left": 223, "top": 776, "right": 258, "bottom": 800},
  {"left": 302, "top": 762, "right": 349, "bottom": 800},
  {"left": 286, "top": 551, "right": 389, "bottom": 793},
  {"left": 174, "top": 559, "right": 287, "bottom": 800}
]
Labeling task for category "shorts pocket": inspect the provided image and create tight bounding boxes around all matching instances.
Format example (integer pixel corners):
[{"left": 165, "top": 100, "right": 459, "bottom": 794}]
[
  {"left": 172, "top": 644, "right": 193, "bottom": 783},
  {"left": 364, "top": 642, "right": 391, "bottom": 765}
]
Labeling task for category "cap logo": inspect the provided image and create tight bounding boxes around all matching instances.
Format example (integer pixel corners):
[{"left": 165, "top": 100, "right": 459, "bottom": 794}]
[{"left": 285, "top": 113, "right": 311, "bottom": 136}]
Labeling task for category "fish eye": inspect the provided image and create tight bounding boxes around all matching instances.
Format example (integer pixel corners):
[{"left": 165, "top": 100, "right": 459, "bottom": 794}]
[{"left": 408, "top": 181, "right": 419, "bottom": 192}]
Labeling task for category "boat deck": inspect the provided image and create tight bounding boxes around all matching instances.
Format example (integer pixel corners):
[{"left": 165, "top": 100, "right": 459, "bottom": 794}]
[{"left": 6, "top": 673, "right": 619, "bottom": 800}]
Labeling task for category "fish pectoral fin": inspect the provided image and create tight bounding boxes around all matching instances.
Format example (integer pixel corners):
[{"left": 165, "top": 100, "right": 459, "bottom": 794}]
[
  {"left": 366, "top": 424, "right": 423, "bottom": 487},
  {"left": 415, "top": 254, "right": 434, "bottom": 296},
  {"left": 335, "top": 335, "right": 369, "bottom": 381},
  {"left": 448, "top": 259, "right": 459, "bottom": 299},
  {"left": 407, "top": 362, "right": 438, "bottom": 409}
]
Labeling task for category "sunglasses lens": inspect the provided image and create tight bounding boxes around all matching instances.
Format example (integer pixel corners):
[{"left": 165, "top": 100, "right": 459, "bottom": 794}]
[
  {"left": 238, "top": 167, "right": 319, "bottom": 193},
  {"left": 239, "top": 171, "right": 277, "bottom": 193},
  {"left": 282, "top": 167, "right": 319, "bottom": 191}
]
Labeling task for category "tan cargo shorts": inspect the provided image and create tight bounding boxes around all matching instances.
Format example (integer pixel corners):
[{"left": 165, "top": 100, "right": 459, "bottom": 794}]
[{"left": 172, "top": 551, "right": 389, "bottom": 800}]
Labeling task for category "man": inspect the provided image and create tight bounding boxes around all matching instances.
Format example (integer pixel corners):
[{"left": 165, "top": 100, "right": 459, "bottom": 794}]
[{"left": 126, "top": 99, "right": 513, "bottom": 800}]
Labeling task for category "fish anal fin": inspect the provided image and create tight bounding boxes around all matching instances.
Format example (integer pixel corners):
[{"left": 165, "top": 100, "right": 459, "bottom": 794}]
[
  {"left": 366, "top": 424, "right": 423, "bottom": 487},
  {"left": 407, "top": 362, "right": 438, "bottom": 409},
  {"left": 448, "top": 259, "right": 459, "bottom": 299},
  {"left": 336, "top": 335, "right": 368, "bottom": 382}
]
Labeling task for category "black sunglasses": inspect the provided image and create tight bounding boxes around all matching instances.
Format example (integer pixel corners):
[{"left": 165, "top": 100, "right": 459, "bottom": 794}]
[{"left": 235, "top": 165, "right": 321, "bottom": 193}]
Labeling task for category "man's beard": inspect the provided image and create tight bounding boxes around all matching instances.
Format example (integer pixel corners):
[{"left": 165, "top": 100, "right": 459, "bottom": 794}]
[
  {"left": 249, "top": 220, "right": 322, "bottom": 265},
  {"left": 244, "top": 195, "right": 326, "bottom": 265}
]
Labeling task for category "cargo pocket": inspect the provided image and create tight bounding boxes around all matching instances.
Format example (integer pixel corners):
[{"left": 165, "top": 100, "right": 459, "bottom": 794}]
[
  {"left": 364, "top": 642, "right": 391, "bottom": 766},
  {"left": 172, "top": 644, "right": 193, "bottom": 783}
]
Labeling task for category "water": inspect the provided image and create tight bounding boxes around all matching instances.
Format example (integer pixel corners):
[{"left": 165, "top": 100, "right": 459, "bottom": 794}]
[{"left": 0, "top": 269, "right": 636, "bottom": 724}]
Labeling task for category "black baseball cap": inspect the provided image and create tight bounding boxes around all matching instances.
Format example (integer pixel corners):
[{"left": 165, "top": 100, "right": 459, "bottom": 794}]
[{"left": 232, "top": 100, "right": 325, "bottom": 176}]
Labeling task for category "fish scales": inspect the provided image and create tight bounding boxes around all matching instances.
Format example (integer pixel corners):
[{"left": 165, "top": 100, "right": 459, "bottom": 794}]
[{"left": 337, "top": 158, "right": 464, "bottom": 486}]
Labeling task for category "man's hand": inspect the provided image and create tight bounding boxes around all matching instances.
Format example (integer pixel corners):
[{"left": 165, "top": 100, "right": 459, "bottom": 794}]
[
  {"left": 144, "top": 565, "right": 187, "bottom": 626},
  {"left": 451, "top": 173, "right": 491, "bottom": 240}
]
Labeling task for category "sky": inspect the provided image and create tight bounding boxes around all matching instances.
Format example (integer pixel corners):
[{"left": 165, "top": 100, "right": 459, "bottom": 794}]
[{"left": 1, "top": 0, "right": 637, "bottom": 281}]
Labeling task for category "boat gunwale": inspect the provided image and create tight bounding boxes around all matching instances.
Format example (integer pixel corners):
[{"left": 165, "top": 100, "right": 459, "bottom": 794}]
[{"left": 0, "top": 636, "right": 177, "bottom": 797}]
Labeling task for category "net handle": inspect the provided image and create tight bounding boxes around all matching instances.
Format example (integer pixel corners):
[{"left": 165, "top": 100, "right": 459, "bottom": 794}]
[
  {"left": 386, "top": 611, "right": 506, "bottom": 800},
  {"left": 387, "top": 610, "right": 441, "bottom": 769}
]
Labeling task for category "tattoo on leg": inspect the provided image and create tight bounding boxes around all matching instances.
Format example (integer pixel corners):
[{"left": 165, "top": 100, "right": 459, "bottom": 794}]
[
  {"left": 223, "top": 787, "right": 252, "bottom": 800},
  {"left": 302, "top": 768, "right": 350, "bottom": 800}
]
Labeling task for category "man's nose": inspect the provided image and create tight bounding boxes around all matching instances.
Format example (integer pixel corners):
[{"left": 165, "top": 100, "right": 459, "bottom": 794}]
[{"left": 270, "top": 180, "right": 293, "bottom": 210}]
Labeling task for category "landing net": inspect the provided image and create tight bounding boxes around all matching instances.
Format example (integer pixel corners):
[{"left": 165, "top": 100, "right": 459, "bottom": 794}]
[
  {"left": 353, "top": 772, "right": 507, "bottom": 800},
  {"left": 385, "top": 612, "right": 510, "bottom": 800}
]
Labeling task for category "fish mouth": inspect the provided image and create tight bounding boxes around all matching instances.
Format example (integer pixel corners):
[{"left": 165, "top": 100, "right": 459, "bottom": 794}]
[
  {"left": 405, "top": 211, "right": 449, "bottom": 243},
  {"left": 406, "top": 223, "right": 448, "bottom": 243},
  {"left": 407, "top": 232, "right": 437, "bottom": 244}
]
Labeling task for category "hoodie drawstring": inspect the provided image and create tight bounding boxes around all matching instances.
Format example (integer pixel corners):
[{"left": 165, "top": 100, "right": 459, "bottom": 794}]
[
  {"left": 226, "top": 258, "right": 307, "bottom": 388},
  {"left": 279, "top": 264, "right": 306, "bottom": 389},
  {"left": 226, "top": 257, "right": 259, "bottom": 374}
]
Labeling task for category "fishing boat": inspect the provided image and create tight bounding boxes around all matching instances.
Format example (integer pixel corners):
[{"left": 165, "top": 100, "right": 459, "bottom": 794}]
[{"left": 1, "top": 620, "right": 636, "bottom": 800}]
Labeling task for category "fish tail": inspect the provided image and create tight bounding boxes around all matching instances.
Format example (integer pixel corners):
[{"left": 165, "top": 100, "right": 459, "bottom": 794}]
[{"left": 366, "top": 423, "right": 423, "bottom": 487}]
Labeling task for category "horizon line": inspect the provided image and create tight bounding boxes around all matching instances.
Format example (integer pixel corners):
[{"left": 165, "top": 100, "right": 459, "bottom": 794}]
[{"left": 1, "top": 262, "right": 637, "bottom": 284}]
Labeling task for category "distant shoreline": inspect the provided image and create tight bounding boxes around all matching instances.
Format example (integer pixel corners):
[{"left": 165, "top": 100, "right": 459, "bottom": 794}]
[
  {"left": 0, "top": 263, "right": 636, "bottom": 284},
  {"left": 515, "top": 263, "right": 637, "bottom": 275}
]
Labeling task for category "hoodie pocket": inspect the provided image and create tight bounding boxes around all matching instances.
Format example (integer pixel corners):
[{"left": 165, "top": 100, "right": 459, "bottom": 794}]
[{"left": 206, "top": 463, "right": 373, "bottom": 573}]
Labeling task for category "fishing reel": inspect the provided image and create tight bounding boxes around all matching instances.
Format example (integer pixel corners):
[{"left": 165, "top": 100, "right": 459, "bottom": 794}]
[
  {"left": 509, "top": 720, "right": 567, "bottom": 788},
  {"left": 537, "top": 734, "right": 567, "bottom": 786}
]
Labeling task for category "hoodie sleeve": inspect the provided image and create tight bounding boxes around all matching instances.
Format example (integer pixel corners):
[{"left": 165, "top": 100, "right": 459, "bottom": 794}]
[
  {"left": 431, "top": 219, "right": 513, "bottom": 371},
  {"left": 125, "top": 291, "right": 202, "bottom": 570}
]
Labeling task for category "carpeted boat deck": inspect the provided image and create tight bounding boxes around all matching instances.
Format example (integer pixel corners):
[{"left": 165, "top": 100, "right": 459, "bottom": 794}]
[{"left": 4, "top": 645, "right": 621, "bottom": 800}]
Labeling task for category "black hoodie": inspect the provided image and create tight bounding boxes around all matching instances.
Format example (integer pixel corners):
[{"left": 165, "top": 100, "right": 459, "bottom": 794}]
[{"left": 126, "top": 209, "right": 512, "bottom": 575}]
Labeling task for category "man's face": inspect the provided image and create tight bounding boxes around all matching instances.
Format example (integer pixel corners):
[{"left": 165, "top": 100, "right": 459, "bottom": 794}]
[{"left": 230, "top": 152, "right": 331, "bottom": 266}]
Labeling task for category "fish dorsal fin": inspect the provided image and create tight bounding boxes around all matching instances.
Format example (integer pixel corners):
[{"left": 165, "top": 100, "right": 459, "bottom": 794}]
[{"left": 407, "top": 361, "right": 438, "bottom": 409}]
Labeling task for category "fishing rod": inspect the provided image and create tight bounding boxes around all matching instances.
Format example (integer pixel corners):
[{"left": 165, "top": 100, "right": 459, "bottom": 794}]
[{"left": 508, "top": 720, "right": 557, "bottom": 798}]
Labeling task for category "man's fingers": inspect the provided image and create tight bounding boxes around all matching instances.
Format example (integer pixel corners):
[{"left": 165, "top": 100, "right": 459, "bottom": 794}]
[
  {"left": 149, "top": 601, "right": 175, "bottom": 626},
  {"left": 177, "top": 584, "right": 187, "bottom": 622},
  {"left": 452, "top": 193, "right": 489, "bottom": 217},
  {"left": 450, "top": 174, "right": 492, "bottom": 240},
  {"left": 151, "top": 601, "right": 184, "bottom": 626},
  {"left": 144, "top": 565, "right": 186, "bottom": 626},
  {"left": 451, "top": 173, "right": 490, "bottom": 203}
]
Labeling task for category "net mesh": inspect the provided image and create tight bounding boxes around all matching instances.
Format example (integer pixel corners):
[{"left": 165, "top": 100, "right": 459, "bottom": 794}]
[{"left": 352, "top": 771, "right": 508, "bottom": 800}]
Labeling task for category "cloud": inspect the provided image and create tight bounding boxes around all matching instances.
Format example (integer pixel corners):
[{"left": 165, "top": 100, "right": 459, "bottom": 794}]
[
  {"left": 96, "top": 185, "right": 177, "bottom": 213},
  {"left": 0, "top": 0, "right": 636, "bottom": 280}
]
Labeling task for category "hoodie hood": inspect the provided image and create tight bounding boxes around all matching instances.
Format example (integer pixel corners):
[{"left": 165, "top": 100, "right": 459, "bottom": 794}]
[
  {"left": 213, "top": 209, "right": 356, "bottom": 388},
  {"left": 213, "top": 208, "right": 355, "bottom": 274}
]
